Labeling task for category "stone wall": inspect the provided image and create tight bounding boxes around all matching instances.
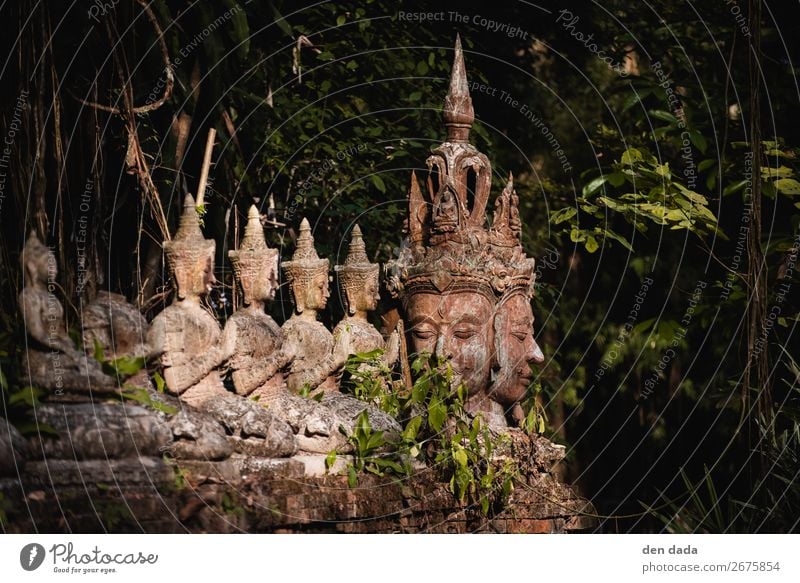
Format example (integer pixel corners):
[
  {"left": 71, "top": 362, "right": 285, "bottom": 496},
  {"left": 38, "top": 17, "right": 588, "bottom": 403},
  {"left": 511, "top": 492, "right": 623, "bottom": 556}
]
[{"left": 0, "top": 403, "right": 595, "bottom": 534}]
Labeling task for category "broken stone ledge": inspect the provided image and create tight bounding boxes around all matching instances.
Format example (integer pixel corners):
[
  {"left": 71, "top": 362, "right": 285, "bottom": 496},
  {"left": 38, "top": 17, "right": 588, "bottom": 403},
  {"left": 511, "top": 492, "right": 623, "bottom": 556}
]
[{"left": 0, "top": 401, "right": 596, "bottom": 533}]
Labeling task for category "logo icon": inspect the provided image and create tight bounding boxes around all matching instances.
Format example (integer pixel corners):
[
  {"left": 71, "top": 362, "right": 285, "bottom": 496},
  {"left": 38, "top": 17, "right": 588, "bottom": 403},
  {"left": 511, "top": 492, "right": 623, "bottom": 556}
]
[{"left": 20, "top": 543, "right": 46, "bottom": 571}]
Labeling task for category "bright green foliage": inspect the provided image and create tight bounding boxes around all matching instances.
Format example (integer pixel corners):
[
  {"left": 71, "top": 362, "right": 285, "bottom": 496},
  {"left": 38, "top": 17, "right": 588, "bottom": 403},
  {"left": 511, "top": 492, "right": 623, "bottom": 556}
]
[
  {"left": 339, "top": 350, "right": 519, "bottom": 514},
  {"left": 554, "top": 147, "right": 721, "bottom": 255}
]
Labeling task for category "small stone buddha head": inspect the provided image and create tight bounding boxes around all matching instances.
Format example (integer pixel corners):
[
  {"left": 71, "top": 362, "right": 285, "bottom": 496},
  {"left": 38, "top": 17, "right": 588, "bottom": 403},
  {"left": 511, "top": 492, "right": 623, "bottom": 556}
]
[
  {"left": 164, "top": 194, "right": 216, "bottom": 301},
  {"left": 229, "top": 205, "right": 279, "bottom": 307},
  {"left": 281, "top": 218, "right": 330, "bottom": 314},
  {"left": 21, "top": 232, "right": 56, "bottom": 288},
  {"left": 335, "top": 224, "right": 380, "bottom": 318}
]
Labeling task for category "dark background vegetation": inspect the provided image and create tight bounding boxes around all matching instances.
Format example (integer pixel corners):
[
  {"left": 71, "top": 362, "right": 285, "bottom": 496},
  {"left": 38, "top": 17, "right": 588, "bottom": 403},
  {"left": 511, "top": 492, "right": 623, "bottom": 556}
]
[{"left": 1, "top": 0, "right": 798, "bottom": 532}]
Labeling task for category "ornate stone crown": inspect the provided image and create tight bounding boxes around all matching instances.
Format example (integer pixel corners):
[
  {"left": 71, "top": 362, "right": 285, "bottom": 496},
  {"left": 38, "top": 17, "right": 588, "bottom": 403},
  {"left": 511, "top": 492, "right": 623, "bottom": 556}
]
[
  {"left": 281, "top": 217, "right": 329, "bottom": 285},
  {"left": 335, "top": 224, "right": 379, "bottom": 313},
  {"left": 229, "top": 205, "right": 278, "bottom": 285},
  {"left": 164, "top": 194, "right": 215, "bottom": 276},
  {"left": 386, "top": 35, "right": 535, "bottom": 304}
]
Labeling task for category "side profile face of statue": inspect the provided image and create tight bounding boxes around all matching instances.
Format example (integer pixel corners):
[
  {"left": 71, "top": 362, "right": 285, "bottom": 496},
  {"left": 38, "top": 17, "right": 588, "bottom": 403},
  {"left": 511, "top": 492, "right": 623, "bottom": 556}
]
[
  {"left": 490, "top": 292, "right": 545, "bottom": 406},
  {"left": 351, "top": 273, "right": 380, "bottom": 314},
  {"left": 297, "top": 272, "right": 329, "bottom": 313},
  {"left": 173, "top": 252, "right": 215, "bottom": 301},
  {"left": 23, "top": 243, "right": 55, "bottom": 287},
  {"left": 406, "top": 291, "right": 494, "bottom": 396},
  {"left": 247, "top": 260, "right": 278, "bottom": 304}
]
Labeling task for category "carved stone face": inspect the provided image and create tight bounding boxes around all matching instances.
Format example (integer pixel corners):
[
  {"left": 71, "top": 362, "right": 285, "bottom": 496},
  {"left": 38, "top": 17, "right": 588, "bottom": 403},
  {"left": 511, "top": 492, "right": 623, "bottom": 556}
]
[
  {"left": 347, "top": 273, "right": 380, "bottom": 315},
  {"left": 298, "top": 272, "right": 330, "bottom": 313},
  {"left": 173, "top": 250, "right": 215, "bottom": 300},
  {"left": 406, "top": 291, "right": 494, "bottom": 395},
  {"left": 490, "top": 293, "right": 544, "bottom": 406},
  {"left": 245, "top": 258, "right": 279, "bottom": 305},
  {"left": 25, "top": 247, "right": 56, "bottom": 287}
]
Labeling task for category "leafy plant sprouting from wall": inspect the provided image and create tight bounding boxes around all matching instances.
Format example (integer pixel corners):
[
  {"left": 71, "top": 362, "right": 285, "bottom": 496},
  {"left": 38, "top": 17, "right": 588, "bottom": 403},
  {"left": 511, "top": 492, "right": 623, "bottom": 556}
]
[{"left": 333, "top": 350, "right": 522, "bottom": 514}]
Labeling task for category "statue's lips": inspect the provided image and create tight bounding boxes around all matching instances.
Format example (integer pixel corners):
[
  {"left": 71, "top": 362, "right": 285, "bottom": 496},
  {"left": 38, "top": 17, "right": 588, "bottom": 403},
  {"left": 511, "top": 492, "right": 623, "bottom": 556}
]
[{"left": 516, "top": 370, "right": 533, "bottom": 385}]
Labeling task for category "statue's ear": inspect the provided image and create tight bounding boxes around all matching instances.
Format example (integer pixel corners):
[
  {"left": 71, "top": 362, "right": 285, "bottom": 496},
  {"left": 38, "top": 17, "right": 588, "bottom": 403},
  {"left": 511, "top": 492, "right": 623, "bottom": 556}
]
[
  {"left": 490, "top": 306, "right": 505, "bottom": 369},
  {"left": 293, "top": 287, "right": 304, "bottom": 313},
  {"left": 173, "top": 266, "right": 187, "bottom": 300}
]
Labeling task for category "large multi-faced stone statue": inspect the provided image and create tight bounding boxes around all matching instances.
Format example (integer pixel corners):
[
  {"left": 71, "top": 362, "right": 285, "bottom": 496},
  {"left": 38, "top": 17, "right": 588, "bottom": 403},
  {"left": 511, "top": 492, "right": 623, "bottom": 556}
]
[
  {"left": 386, "top": 36, "right": 543, "bottom": 428},
  {"left": 18, "top": 232, "right": 117, "bottom": 396},
  {"left": 281, "top": 218, "right": 349, "bottom": 393},
  {"left": 223, "top": 205, "right": 290, "bottom": 401},
  {"left": 147, "top": 194, "right": 232, "bottom": 408},
  {"left": 333, "top": 224, "right": 399, "bottom": 369}
]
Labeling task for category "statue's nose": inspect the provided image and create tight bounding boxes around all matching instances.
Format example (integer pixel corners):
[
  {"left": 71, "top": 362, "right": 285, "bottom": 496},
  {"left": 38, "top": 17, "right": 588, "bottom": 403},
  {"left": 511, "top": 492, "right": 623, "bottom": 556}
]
[
  {"left": 435, "top": 335, "right": 446, "bottom": 358},
  {"left": 530, "top": 339, "right": 545, "bottom": 364}
]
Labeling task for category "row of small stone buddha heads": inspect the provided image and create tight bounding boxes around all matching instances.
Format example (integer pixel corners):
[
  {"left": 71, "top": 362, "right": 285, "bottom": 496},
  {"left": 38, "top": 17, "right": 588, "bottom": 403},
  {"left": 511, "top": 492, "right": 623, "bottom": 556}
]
[{"left": 167, "top": 195, "right": 378, "bottom": 324}]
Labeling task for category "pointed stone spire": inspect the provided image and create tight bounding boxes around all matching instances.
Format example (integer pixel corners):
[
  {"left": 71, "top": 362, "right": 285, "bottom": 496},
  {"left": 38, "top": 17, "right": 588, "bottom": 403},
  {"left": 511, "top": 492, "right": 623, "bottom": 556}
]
[
  {"left": 240, "top": 205, "right": 268, "bottom": 252},
  {"left": 344, "top": 224, "right": 369, "bottom": 265},
  {"left": 174, "top": 194, "right": 204, "bottom": 242},
  {"left": 443, "top": 34, "right": 475, "bottom": 143},
  {"left": 292, "top": 217, "right": 322, "bottom": 262},
  {"left": 281, "top": 217, "right": 328, "bottom": 285}
]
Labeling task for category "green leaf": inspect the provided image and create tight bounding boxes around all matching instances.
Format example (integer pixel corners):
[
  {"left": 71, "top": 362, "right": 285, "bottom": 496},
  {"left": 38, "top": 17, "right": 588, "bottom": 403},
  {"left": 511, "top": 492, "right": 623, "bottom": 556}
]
[
  {"left": 347, "top": 465, "right": 358, "bottom": 488},
  {"left": 402, "top": 415, "right": 423, "bottom": 442},
  {"left": 93, "top": 338, "right": 105, "bottom": 363},
  {"left": 370, "top": 174, "right": 386, "bottom": 193},
  {"left": 366, "top": 431, "right": 385, "bottom": 452},
  {"left": 603, "top": 230, "right": 634, "bottom": 252},
  {"left": 621, "top": 148, "right": 643, "bottom": 165},
  {"left": 761, "top": 166, "right": 794, "bottom": 178},
  {"left": 8, "top": 386, "right": 42, "bottom": 407},
  {"left": 268, "top": 1, "right": 293, "bottom": 37},
  {"left": 453, "top": 447, "right": 468, "bottom": 468},
  {"left": 774, "top": 178, "right": 800, "bottom": 195},
  {"left": 584, "top": 235, "right": 599, "bottom": 253},
  {"left": 688, "top": 130, "right": 708, "bottom": 154},
  {"left": 550, "top": 207, "right": 577, "bottom": 225},
  {"left": 723, "top": 180, "right": 748, "bottom": 197},
  {"left": 325, "top": 450, "right": 337, "bottom": 470},
  {"left": 106, "top": 355, "right": 145, "bottom": 377},
  {"left": 649, "top": 110, "right": 678, "bottom": 125},
  {"left": 654, "top": 163, "right": 671, "bottom": 178},
  {"left": 607, "top": 171, "right": 626, "bottom": 187},
  {"left": 570, "top": 227, "right": 586, "bottom": 243},
  {"left": 428, "top": 399, "right": 447, "bottom": 432},
  {"left": 221, "top": 0, "right": 250, "bottom": 59},
  {"left": 697, "top": 159, "right": 716, "bottom": 172},
  {"left": 665, "top": 209, "right": 687, "bottom": 221},
  {"left": 582, "top": 176, "right": 606, "bottom": 197},
  {"left": 622, "top": 90, "right": 646, "bottom": 112},
  {"left": 679, "top": 189, "right": 710, "bottom": 205},
  {"left": 153, "top": 372, "right": 166, "bottom": 393}
]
